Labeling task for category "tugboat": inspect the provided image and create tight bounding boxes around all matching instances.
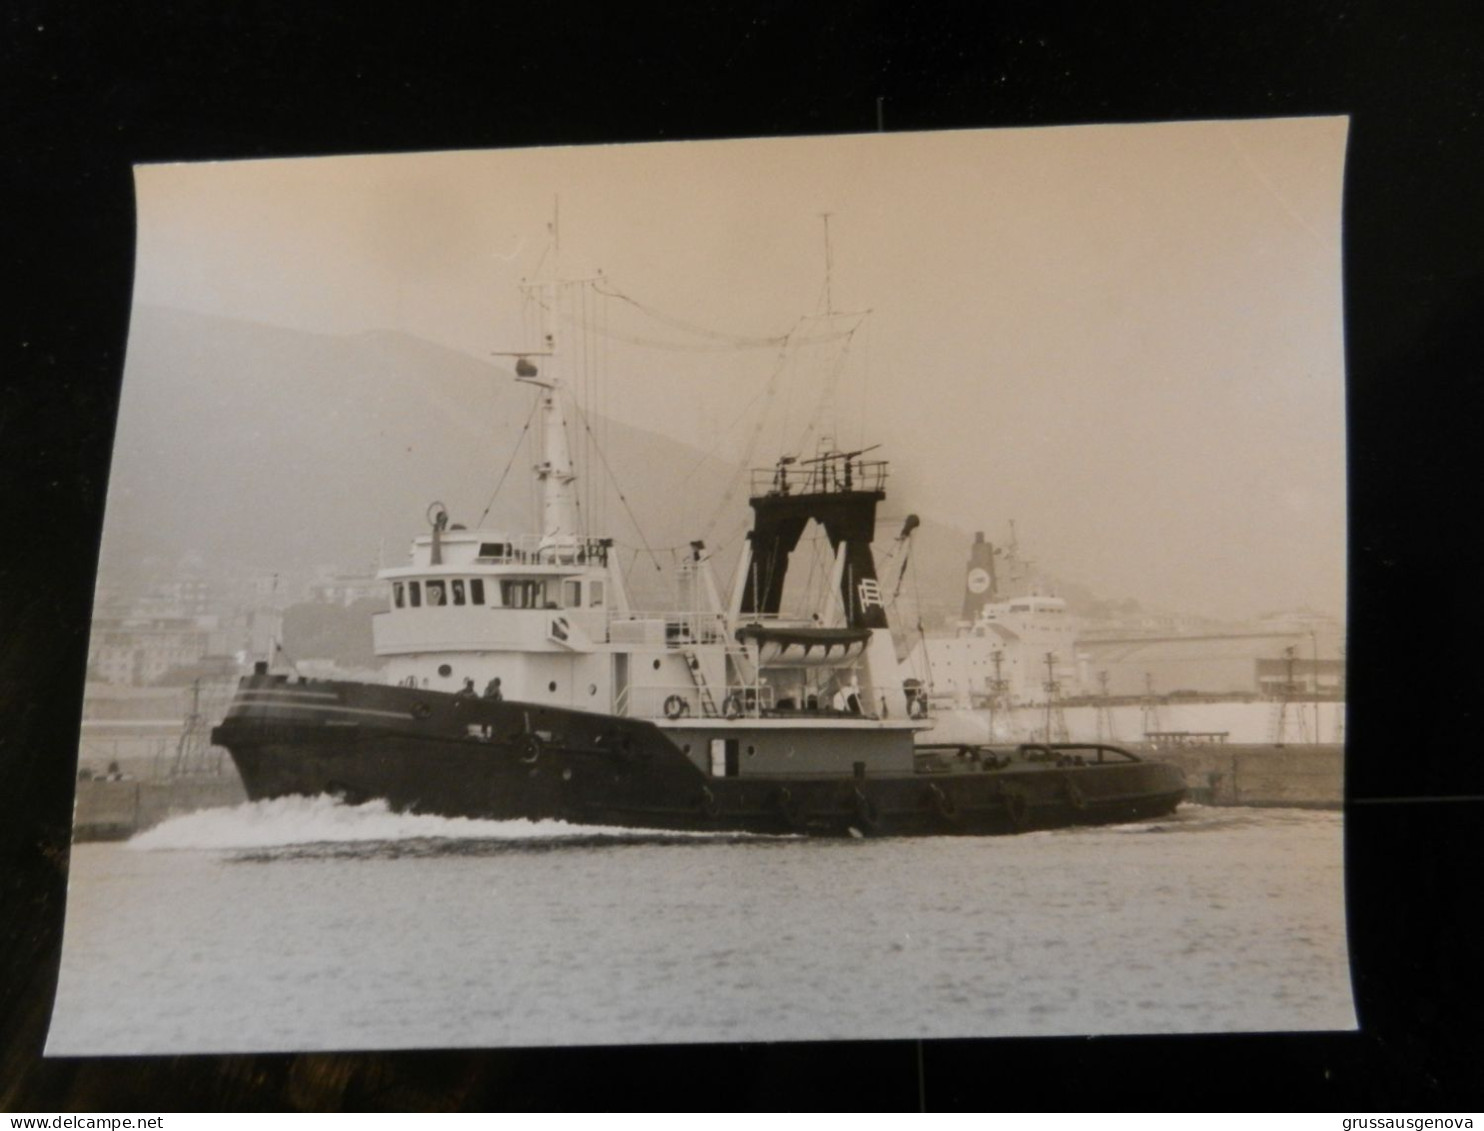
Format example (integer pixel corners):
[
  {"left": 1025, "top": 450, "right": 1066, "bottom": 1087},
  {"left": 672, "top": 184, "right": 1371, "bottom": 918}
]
[{"left": 211, "top": 289, "right": 1185, "bottom": 837}]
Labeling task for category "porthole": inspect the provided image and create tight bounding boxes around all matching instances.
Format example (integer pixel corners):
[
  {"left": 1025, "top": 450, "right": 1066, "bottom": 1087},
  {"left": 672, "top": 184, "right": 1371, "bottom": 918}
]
[
  {"left": 589, "top": 683, "right": 598, "bottom": 696},
  {"left": 746, "top": 745, "right": 756, "bottom": 756},
  {"left": 548, "top": 681, "right": 557, "bottom": 692},
  {"left": 652, "top": 659, "right": 661, "bottom": 671},
  {"left": 682, "top": 744, "right": 691, "bottom": 754},
  {"left": 438, "top": 664, "right": 452, "bottom": 678}
]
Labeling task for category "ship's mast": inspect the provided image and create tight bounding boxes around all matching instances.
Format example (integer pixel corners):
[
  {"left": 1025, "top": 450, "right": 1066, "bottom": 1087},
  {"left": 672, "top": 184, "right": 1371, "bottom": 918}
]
[
  {"left": 498, "top": 203, "right": 582, "bottom": 556},
  {"left": 516, "top": 361, "right": 581, "bottom": 553}
]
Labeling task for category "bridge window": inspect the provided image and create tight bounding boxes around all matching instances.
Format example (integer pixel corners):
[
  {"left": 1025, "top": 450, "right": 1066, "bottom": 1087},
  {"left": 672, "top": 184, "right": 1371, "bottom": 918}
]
[
  {"left": 470, "top": 578, "right": 485, "bottom": 605},
  {"left": 426, "top": 580, "right": 447, "bottom": 607},
  {"left": 501, "top": 579, "right": 544, "bottom": 608},
  {"left": 451, "top": 579, "right": 466, "bottom": 606},
  {"left": 408, "top": 581, "right": 422, "bottom": 608},
  {"left": 393, "top": 582, "right": 406, "bottom": 608},
  {"left": 589, "top": 580, "right": 604, "bottom": 607},
  {"left": 564, "top": 579, "right": 581, "bottom": 608}
]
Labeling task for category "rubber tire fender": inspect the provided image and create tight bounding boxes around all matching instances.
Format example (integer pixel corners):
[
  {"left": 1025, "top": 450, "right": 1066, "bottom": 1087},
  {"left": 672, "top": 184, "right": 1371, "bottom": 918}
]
[
  {"left": 699, "top": 786, "right": 721, "bottom": 819},
  {"left": 1003, "top": 786, "right": 1030, "bottom": 831},
  {"left": 927, "top": 782, "right": 959, "bottom": 822},
  {"left": 776, "top": 786, "right": 805, "bottom": 829},
  {"left": 1065, "top": 774, "right": 1088, "bottom": 812}
]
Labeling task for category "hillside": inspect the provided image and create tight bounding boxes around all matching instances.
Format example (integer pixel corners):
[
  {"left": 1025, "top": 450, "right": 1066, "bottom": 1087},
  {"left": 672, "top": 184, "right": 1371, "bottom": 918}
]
[{"left": 97, "top": 306, "right": 1145, "bottom": 627}]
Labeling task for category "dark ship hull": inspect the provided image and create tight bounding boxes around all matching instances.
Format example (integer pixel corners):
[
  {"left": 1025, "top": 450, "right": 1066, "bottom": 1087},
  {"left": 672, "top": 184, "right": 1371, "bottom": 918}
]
[{"left": 211, "top": 672, "right": 1187, "bottom": 837}]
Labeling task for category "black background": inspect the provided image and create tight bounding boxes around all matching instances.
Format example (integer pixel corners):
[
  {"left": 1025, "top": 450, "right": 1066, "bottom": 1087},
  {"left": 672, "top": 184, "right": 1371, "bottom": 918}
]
[{"left": 4, "top": 0, "right": 1482, "bottom": 1111}]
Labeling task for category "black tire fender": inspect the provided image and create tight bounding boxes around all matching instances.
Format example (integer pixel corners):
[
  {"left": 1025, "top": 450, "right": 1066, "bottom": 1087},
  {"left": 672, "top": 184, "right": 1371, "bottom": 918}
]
[
  {"left": 1065, "top": 774, "right": 1088, "bottom": 811},
  {"left": 853, "top": 787, "right": 881, "bottom": 833},
  {"left": 776, "top": 786, "right": 805, "bottom": 828},
  {"left": 1003, "top": 786, "right": 1030, "bottom": 831},
  {"left": 927, "top": 782, "right": 959, "bottom": 822}
]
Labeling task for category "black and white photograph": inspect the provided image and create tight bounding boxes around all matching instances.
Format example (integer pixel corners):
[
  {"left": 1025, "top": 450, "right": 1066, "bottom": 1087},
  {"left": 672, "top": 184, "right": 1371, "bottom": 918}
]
[{"left": 45, "top": 121, "right": 1355, "bottom": 1055}]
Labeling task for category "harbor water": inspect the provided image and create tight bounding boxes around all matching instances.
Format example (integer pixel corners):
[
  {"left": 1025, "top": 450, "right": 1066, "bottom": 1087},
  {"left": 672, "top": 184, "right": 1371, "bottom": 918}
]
[{"left": 47, "top": 800, "right": 1355, "bottom": 1054}]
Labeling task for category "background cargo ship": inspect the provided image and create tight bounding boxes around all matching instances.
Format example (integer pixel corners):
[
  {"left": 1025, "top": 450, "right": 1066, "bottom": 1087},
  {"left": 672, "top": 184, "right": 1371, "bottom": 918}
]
[{"left": 905, "top": 529, "right": 1344, "bottom": 806}]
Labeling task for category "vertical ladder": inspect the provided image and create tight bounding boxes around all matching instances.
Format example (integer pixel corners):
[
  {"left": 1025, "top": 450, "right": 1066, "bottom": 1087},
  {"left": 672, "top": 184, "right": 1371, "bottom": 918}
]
[{"left": 680, "top": 648, "right": 720, "bottom": 717}]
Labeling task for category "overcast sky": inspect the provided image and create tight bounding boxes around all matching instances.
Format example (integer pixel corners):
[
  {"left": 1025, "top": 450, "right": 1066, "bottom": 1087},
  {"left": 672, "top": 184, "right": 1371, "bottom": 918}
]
[{"left": 129, "top": 119, "right": 1348, "bottom": 621}]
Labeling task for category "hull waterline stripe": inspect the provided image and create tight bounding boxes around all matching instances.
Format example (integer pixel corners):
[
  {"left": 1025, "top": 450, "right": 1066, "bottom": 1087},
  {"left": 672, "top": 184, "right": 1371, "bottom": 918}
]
[
  {"left": 656, "top": 718, "right": 923, "bottom": 731},
  {"left": 234, "top": 688, "right": 342, "bottom": 701},
  {"left": 229, "top": 701, "right": 413, "bottom": 721}
]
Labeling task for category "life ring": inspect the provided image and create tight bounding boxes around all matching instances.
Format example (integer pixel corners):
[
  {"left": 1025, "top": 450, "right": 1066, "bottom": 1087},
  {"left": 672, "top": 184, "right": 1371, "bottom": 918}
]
[
  {"left": 722, "top": 694, "right": 744, "bottom": 720},
  {"left": 663, "top": 694, "right": 690, "bottom": 720},
  {"left": 1003, "top": 787, "right": 1030, "bottom": 831},
  {"left": 517, "top": 732, "right": 542, "bottom": 764},
  {"left": 927, "top": 783, "right": 959, "bottom": 822},
  {"left": 853, "top": 787, "right": 881, "bottom": 833},
  {"left": 699, "top": 786, "right": 721, "bottom": 819}
]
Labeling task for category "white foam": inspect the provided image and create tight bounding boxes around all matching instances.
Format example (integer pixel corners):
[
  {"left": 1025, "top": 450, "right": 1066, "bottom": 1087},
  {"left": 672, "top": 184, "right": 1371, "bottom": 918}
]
[{"left": 127, "top": 794, "right": 727, "bottom": 851}]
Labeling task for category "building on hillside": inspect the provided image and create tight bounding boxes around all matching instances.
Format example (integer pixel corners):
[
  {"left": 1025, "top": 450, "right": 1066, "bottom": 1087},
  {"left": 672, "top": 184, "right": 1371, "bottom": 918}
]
[
  {"left": 306, "top": 569, "right": 383, "bottom": 607},
  {"left": 88, "top": 612, "right": 221, "bottom": 687}
]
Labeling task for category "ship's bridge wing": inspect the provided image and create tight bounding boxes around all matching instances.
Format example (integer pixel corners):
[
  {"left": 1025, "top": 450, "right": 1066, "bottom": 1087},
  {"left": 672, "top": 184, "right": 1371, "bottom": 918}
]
[{"left": 399, "top": 530, "right": 612, "bottom": 570}]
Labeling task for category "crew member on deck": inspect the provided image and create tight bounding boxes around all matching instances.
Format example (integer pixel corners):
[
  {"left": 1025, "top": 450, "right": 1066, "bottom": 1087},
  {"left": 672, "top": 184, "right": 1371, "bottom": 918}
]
[
  {"left": 483, "top": 677, "right": 503, "bottom": 702},
  {"left": 831, "top": 680, "right": 862, "bottom": 714},
  {"left": 458, "top": 678, "right": 477, "bottom": 698}
]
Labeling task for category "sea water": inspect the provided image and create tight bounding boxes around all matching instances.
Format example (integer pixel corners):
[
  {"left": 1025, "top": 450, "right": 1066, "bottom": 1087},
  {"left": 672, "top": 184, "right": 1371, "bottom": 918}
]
[{"left": 46, "top": 801, "right": 1355, "bottom": 1054}]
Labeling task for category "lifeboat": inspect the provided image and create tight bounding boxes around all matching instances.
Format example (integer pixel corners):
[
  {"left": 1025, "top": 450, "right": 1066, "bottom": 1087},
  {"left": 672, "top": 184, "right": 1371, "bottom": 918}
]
[{"left": 735, "top": 623, "right": 871, "bottom": 668}]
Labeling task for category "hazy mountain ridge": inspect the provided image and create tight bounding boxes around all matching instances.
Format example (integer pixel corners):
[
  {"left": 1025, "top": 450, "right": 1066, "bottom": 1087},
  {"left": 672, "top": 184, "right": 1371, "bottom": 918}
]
[
  {"left": 101, "top": 307, "right": 746, "bottom": 598},
  {"left": 99, "top": 306, "right": 1157, "bottom": 625}
]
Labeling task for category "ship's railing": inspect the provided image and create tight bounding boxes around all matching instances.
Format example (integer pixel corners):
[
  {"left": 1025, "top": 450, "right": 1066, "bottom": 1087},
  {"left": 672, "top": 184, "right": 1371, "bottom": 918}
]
[
  {"left": 619, "top": 682, "right": 924, "bottom": 722},
  {"left": 473, "top": 534, "right": 610, "bottom": 566},
  {"left": 607, "top": 610, "right": 729, "bottom": 648},
  {"left": 619, "top": 683, "right": 775, "bottom": 720},
  {"left": 750, "top": 456, "right": 888, "bottom": 498}
]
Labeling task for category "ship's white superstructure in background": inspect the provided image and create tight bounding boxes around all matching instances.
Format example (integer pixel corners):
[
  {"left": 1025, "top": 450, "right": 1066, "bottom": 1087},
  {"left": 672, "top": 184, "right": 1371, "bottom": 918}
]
[
  {"left": 905, "top": 528, "right": 1075, "bottom": 741},
  {"left": 907, "top": 530, "right": 1077, "bottom": 706},
  {"left": 906, "top": 531, "right": 1345, "bottom": 746}
]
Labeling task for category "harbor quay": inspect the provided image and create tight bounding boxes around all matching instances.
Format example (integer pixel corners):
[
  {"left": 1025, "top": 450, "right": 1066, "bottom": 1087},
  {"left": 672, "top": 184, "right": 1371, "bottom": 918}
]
[{"left": 71, "top": 720, "right": 1341, "bottom": 841}]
